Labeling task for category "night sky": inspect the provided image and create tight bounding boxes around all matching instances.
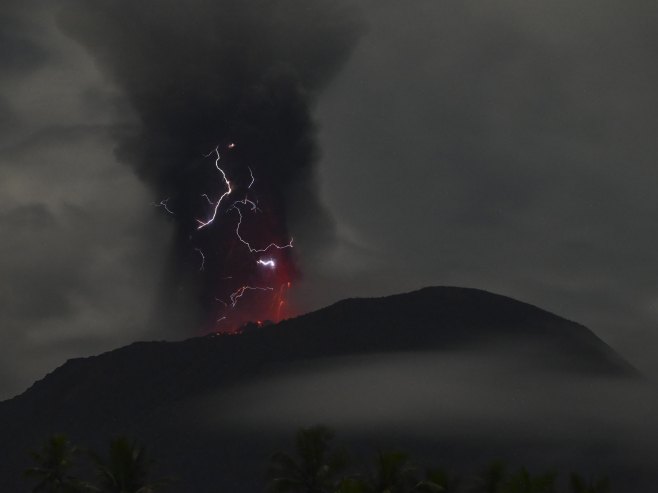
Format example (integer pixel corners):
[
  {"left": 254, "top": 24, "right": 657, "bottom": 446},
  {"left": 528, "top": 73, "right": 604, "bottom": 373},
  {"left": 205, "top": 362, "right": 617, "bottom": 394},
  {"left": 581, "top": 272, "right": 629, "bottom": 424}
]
[{"left": 1, "top": 0, "right": 657, "bottom": 399}]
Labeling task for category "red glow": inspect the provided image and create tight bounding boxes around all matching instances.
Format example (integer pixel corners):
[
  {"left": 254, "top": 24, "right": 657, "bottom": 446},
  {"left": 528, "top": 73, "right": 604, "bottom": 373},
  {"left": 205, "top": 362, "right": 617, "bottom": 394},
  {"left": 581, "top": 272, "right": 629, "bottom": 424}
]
[{"left": 188, "top": 143, "right": 298, "bottom": 334}]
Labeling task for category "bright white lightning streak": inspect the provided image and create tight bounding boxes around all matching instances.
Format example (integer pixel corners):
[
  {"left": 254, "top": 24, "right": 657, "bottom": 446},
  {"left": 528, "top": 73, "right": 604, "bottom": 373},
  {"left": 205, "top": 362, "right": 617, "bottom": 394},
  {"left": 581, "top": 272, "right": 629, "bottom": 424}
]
[
  {"left": 248, "top": 166, "right": 255, "bottom": 189},
  {"left": 154, "top": 198, "right": 174, "bottom": 215},
  {"left": 232, "top": 205, "right": 293, "bottom": 253},
  {"left": 234, "top": 195, "right": 259, "bottom": 212},
  {"left": 257, "top": 259, "right": 276, "bottom": 268},
  {"left": 217, "top": 316, "right": 227, "bottom": 323},
  {"left": 194, "top": 248, "right": 205, "bottom": 271},
  {"left": 201, "top": 194, "right": 214, "bottom": 206},
  {"left": 197, "top": 147, "right": 232, "bottom": 230},
  {"left": 229, "top": 285, "right": 274, "bottom": 307}
]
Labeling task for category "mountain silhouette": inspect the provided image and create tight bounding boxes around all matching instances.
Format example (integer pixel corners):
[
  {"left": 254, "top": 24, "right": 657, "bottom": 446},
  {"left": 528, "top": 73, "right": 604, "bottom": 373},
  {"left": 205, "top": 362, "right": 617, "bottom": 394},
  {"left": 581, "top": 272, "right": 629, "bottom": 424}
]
[{"left": 0, "top": 287, "right": 644, "bottom": 491}]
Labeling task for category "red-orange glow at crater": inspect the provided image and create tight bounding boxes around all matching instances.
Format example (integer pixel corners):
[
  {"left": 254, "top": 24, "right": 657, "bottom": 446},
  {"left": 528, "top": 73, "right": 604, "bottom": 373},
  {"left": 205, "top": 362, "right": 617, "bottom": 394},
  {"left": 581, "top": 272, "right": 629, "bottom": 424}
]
[{"left": 156, "top": 142, "right": 299, "bottom": 334}]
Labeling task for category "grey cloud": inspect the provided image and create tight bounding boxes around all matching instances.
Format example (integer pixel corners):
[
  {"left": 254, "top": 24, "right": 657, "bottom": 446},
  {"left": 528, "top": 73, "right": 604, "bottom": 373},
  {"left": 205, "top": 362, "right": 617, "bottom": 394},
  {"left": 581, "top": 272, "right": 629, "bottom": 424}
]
[
  {"left": 0, "top": 203, "right": 75, "bottom": 319},
  {"left": 0, "top": 6, "right": 169, "bottom": 399},
  {"left": 0, "top": 9, "right": 49, "bottom": 76},
  {"left": 312, "top": 0, "right": 658, "bottom": 377}
]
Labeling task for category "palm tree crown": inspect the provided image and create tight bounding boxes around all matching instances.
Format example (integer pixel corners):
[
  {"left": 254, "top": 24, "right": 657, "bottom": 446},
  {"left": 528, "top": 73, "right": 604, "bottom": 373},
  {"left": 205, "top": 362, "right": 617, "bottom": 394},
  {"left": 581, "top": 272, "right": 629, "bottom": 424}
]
[
  {"left": 91, "top": 437, "right": 168, "bottom": 493},
  {"left": 24, "top": 434, "right": 89, "bottom": 493},
  {"left": 268, "top": 425, "right": 349, "bottom": 493}
]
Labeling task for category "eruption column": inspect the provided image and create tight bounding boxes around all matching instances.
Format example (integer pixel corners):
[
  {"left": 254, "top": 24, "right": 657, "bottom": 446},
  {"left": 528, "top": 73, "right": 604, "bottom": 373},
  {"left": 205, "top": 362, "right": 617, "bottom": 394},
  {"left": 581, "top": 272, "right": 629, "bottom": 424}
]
[{"left": 60, "top": 0, "right": 363, "bottom": 333}]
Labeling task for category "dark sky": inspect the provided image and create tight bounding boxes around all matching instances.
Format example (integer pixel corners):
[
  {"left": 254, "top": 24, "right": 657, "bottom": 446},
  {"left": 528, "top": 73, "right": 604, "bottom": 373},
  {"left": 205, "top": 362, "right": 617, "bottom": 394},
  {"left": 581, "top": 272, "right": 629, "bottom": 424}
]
[{"left": 1, "top": 0, "right": 657, "bottom": 399}]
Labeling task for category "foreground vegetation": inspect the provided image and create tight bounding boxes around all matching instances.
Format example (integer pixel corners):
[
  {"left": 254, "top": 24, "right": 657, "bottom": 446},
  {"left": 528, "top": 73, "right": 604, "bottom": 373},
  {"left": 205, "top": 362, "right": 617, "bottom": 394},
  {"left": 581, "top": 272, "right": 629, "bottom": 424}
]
[
  {"left": 25, "top": 427, "right": 611, "bottom": 493},
  {"left": 24, "top": 435, "right": 169, "bottom": 493},
  {"left": 267, "top": 426, "right": 610, "bottom": 493}
]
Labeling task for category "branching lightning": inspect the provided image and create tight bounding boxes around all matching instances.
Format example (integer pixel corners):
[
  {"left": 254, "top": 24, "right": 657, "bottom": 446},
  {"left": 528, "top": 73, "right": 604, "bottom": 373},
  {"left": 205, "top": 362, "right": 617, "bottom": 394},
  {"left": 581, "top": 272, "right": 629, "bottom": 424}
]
[
  {"left": 196, "top": 147, "right": 232, "bottom": 230},
  {"left": 234, "top": 195, "right": 259, "bottom": 212},
  {"left": 232, "top": 205, "right": 294, "bottom": 253},
  {"left": 154, "top": 198, "right": 174, "bottom": 215},
  {"left": 229, "top": 285, "right": 274, "bottom": 307},
  {"left": 172, "top": 142, "right": 295, "bottom": 330}
]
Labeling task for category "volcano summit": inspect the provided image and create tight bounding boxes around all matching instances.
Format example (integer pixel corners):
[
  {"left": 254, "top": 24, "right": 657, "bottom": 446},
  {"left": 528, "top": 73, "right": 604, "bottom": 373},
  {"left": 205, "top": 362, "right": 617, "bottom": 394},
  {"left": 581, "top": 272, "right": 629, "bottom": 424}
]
[{"left": 0, "top": 287, "right": 649, "bottom": 492}]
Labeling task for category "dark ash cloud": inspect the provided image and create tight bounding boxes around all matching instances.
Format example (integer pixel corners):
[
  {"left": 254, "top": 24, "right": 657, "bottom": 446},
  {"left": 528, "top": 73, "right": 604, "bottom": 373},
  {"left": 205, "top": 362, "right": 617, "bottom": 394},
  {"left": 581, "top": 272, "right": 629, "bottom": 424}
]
[{"left": 58, "top": 0, "right": 363, "bottom": 330}]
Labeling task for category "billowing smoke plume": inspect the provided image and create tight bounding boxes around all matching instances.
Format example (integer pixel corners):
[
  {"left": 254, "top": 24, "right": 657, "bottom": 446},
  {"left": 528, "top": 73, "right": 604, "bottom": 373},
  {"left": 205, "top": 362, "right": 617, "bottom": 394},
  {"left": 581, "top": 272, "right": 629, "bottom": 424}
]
[{"left": 58, "top": 0, "right": 362, "bottom": 331}]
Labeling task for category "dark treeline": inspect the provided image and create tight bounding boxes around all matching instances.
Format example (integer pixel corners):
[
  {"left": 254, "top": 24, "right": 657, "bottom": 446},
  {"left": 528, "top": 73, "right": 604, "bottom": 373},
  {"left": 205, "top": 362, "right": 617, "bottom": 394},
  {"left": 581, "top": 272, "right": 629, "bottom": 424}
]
[
  {"left": 24, "top": 434, "right": 170, "bottom": 493},
  {"left": 24, "top": 427, "right": 610, "bottom": 493},
  {"left": 268, "top": 426, "right": 610, "bottom": 493}
]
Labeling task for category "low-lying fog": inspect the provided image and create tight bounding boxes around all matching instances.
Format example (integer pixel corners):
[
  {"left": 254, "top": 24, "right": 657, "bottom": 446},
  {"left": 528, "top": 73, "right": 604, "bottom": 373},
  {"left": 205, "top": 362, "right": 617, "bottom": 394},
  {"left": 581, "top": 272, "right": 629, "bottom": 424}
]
[{"left": 186, "top": 346, "right": 658, "bottom": 489}]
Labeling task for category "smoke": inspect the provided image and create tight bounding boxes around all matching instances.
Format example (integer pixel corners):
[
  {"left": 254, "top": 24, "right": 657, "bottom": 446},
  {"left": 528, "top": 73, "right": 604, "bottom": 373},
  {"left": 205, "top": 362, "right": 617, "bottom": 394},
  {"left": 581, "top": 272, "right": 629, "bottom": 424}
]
[{"left": 57, "top": 0, "right": 362, "bottom": 331}]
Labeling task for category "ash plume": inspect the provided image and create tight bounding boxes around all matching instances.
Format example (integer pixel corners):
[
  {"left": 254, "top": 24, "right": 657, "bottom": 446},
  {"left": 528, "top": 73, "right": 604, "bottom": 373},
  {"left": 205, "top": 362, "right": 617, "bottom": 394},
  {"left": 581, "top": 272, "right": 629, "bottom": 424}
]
[{"left": 58, "top": 0, "right": 362, "bottom": 331}]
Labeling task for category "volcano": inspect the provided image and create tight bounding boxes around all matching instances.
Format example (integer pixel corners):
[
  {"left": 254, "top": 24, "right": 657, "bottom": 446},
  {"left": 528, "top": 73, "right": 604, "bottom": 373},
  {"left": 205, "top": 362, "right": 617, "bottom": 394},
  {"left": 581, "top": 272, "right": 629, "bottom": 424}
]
[{"left": 0, "top": 287, "right": 651, "bottom": 492}]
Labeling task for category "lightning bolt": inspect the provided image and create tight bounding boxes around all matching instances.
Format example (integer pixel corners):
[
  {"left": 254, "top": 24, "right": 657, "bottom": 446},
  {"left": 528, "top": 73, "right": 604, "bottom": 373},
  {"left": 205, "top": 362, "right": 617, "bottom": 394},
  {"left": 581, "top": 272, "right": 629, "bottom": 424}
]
[
  {"left": 232, "top": 205, "right": 294, "bottom": 253},
  {"left": 248, "top": 166, "right": 255, "bottom": 189},
  {"left": 229, "top": 285, "right": 274, "bottom": 307},
  {"left": 161, "top": 142, "right": 296, "bottom": 331},
  {"left": 154, "top": 198, "right": 174, "bottom": 215},
  {"left": 196, "top": 147, "right": 232, "bottom": 230},
  {"left": 194, "top": 248, "right": 205, "bottom": 271},
  {"left": 234, "top": 195, "right": 259, "bottom": 212}
]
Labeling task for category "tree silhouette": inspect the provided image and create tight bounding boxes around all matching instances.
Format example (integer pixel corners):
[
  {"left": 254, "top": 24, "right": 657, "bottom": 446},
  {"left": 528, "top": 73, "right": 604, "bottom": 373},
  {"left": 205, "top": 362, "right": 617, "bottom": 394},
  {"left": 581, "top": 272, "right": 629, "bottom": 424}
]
[
  {"left": 499, "top": 467, "right": 556, "bottom": 493},
  {"left": 569, "top": 473, "right": 610, "bottom": 493},
  {"left": 472, "top": 461, "right": 507, "bottom": 493},
  {"left": 365, "top": 451, "right": 444, "bottom": 493},
  {"left": 334, "top": 477, "right": 369, "bottom": 493},
  {"left": 367, "top": 451, "right": 418, "bottom": 493},
  {"left": 268, "top": 425, "right": 349, "bottom": 493},
  {"left": 424, "top": 467, "right": 459, "bottom": 493},
  {"left": 90, "top": 437, "right": 168, "bottom": 493},
  {"left": 24, "top": 434, "right": 91, "bottom": 493}
]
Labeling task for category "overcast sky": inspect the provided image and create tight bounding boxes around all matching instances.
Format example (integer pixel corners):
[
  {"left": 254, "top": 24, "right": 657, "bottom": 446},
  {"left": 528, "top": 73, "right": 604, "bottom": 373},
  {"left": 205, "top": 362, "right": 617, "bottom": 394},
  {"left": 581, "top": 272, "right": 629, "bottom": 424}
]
[{"left": 1, "top": 0, "right": 657, "bottom": 399}]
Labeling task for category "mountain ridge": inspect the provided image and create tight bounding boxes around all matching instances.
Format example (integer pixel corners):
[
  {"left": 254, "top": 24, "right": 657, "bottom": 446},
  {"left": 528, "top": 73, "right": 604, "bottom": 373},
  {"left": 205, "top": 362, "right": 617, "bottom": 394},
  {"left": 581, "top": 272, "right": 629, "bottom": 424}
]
[
  {"left": 6, "top": 286, "right": 638, "bottom": 406},
  {"left": 0, "top": 286, "right": 643, "bottom": 492}
]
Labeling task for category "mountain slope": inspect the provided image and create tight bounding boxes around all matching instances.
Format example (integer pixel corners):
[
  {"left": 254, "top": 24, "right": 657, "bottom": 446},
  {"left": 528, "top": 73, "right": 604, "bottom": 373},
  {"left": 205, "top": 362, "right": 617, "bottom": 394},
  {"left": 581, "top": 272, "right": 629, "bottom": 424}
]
[{"left": 0, "top": 286, "right": 643, "bottom": 492}]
